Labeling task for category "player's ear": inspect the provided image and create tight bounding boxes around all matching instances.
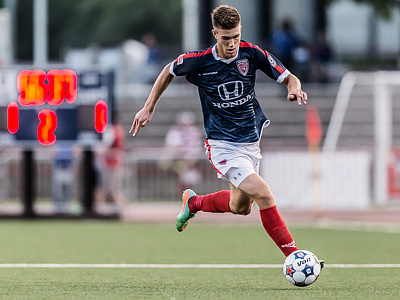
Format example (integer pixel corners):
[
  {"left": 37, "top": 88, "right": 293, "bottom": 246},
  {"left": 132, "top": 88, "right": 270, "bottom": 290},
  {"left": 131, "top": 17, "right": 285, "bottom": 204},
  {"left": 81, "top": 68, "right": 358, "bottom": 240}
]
[{"left": 212, "top": 29, "right": 218, "bottom": 39}]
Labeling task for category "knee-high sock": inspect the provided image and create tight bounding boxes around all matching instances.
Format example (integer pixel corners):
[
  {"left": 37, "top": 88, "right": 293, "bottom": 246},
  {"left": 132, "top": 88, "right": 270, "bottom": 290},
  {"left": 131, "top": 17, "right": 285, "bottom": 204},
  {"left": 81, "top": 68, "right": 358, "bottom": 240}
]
[
  {"left": 189, "top": 190, "right": 231, "bottom": 213},
  {"left": 260, "top": 205, "right": 298, "bottom": 256}
]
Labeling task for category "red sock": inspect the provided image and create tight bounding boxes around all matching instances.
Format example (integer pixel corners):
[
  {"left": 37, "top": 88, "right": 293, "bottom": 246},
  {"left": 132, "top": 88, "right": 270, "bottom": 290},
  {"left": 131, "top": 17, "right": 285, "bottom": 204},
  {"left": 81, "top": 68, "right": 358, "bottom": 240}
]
[
  {"left": 260, "top": 205, "right": 298, "bottom": 256},
  {"left": 189, "top": 190, "right": 231, "bottom": 213}
]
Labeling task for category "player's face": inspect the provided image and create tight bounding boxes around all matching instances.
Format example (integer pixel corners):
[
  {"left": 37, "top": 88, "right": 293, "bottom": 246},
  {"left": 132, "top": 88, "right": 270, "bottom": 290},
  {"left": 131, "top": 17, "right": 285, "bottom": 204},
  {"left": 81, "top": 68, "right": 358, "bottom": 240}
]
[{"left": 212, "top": 25, "right": 241, "bottom": 60}]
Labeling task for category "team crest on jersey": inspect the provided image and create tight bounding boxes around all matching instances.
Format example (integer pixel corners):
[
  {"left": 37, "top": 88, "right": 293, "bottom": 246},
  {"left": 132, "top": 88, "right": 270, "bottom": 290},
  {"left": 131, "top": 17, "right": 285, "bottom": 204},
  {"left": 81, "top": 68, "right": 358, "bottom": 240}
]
[
  {"left": 177, "top": 54, "right": 184, "bottom": 65},
  {"left": 236, "top": 59, "right": 249, "bottom": 76},
  {"left": 268, "top": 55, "right": 277, "bottom": 67}
]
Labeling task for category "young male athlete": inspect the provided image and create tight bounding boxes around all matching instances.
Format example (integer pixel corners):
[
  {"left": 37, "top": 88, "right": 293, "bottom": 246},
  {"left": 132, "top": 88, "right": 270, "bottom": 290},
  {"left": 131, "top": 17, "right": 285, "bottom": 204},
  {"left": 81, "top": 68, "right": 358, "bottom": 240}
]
[{"left": 130, "top": 5, "right": 321, "bottom": 260}]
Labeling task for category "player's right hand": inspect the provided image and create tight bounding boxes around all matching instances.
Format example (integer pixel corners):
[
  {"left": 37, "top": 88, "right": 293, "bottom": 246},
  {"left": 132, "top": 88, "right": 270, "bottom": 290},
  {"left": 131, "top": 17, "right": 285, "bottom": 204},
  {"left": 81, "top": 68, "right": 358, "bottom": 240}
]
[{"left": 129, "top": 108, "right": 153, "bottom": 137}]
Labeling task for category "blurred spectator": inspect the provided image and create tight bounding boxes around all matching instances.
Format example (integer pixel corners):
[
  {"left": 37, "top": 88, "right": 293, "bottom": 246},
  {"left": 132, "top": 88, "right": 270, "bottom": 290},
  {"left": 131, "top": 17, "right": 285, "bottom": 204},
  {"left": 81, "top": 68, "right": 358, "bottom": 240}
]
[
  {"left": 313, "top": 29, "right": 333, "bottom": 83},
  {"left": 52, "top": 143, "right": 75, "bottom": 214},
  {"left": 100, "top": 111, "right": 126, "bottom": 212},
  {"left": 142, "top": 32, "right": 163, "bottom": 65},
  {"left": 292, "top": 42, "right": 312, "bottom": 82},
  {"left": 165, "top": 111, "right": 203, "bottom": 192},
  {"left": 270, "top": 19, "right": 300, "bottom": 71},
  {"left": 269, "top": 18, "right": 315, "bottom": 82},
  {"left": 141, "top": 32, "right": 164, "bottom": 83}
]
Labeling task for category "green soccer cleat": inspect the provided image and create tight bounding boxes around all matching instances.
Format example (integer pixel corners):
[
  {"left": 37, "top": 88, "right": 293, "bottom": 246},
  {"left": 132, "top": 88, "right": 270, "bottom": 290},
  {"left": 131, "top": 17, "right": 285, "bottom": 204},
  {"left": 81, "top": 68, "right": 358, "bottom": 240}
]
[{"left": 176, "top": 189, "right": 196, "bottom": 232}]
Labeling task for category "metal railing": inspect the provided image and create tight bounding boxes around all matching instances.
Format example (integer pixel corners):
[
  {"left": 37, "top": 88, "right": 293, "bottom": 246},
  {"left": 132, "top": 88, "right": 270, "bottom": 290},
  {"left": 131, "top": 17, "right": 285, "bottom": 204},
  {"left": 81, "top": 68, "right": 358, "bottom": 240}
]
[
  {"left": 0, "top": 148, "right": 228, "bottom": 212},
  {"left": 124, "top": 150, "right": 228, "bottom": 202}
]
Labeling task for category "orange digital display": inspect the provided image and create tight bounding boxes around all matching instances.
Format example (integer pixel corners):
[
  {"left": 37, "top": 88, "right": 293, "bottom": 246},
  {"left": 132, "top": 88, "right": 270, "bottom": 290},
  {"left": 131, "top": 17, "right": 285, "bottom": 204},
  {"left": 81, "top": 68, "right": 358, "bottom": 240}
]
[
  {"left": 17, "top": 69, "right": 77, "bottom": 106},
  {"left": 7, "top": 69, "right": 110, "bottom": 145},
  {"left": 17, "top": 70, "right": 47, "bottom": 106},
  {"left": 46, "top": 69, "right": 77, "bottom": 105},
  {"left": 37, "top": 109, "right": 57, "bottom": 145}
]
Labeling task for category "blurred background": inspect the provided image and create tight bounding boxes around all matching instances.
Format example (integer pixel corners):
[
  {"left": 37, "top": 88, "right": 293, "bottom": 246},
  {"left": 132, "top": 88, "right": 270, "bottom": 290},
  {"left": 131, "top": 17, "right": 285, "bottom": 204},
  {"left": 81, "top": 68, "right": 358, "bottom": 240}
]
[{"left": 0, "top": 0, "right": 399, "bottom": 219}]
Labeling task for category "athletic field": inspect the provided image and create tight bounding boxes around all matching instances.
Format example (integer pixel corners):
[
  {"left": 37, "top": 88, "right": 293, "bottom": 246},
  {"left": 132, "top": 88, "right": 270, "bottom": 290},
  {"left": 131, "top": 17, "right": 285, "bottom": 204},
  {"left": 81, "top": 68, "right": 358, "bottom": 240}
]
[{"left": 0, "top": 218, "right": 399, "bottom": 299}]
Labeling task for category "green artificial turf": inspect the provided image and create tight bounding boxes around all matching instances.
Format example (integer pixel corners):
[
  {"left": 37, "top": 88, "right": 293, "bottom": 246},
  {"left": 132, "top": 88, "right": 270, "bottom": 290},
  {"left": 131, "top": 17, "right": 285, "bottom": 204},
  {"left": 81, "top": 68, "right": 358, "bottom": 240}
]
[{"left": 0, "top": 221, "right": 398, "bottom": 299}]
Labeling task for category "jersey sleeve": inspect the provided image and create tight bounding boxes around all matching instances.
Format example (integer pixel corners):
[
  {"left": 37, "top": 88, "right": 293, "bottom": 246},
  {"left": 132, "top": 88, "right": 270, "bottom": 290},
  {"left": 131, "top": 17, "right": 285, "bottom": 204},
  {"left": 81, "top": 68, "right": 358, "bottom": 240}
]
[
  {"left": 254, "top": 47, "right": 290, "bottom": 83},
  {"left": 169, "top": 52, "right": 201, "bottom": 77}
]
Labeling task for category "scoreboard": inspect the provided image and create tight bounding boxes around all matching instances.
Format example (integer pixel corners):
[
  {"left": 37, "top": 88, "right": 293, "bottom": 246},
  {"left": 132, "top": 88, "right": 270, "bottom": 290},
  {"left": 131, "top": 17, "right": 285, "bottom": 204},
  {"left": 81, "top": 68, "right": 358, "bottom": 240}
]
[{"left": 0, "top": 68, "right": 114, "bottom": 146}]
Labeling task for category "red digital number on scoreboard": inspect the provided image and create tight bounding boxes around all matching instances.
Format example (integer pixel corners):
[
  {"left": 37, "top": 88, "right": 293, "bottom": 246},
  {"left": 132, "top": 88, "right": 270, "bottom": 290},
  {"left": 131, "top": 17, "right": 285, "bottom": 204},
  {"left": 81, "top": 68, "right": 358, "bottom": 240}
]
[
  {"left": 47, "top": 69, "right": 78, "bottom": 105},
  {"left": 7, "top": 102, "right": 19, "bottom": 134},
  {"left": 95, "top": 100, "right": 108, "bottom": 133},
  {"left": 10, "top": 69, "right": 108, "bottom": 145},
  {"left": 37, "top": 109, "right": 57, "bottom": 145},
  {"left": 17, "top": 70, "right": 47, "bottom": 106},
  {"left": 17, "top": 69, "right": 77, "bottom": 106}
]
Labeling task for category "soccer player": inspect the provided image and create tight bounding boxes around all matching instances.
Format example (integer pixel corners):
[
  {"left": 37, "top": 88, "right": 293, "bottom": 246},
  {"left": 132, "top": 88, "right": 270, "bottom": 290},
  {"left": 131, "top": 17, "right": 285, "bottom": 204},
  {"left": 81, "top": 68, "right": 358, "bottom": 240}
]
[{"left": 130, "top": 5, "right": 312, "bottom": 258}]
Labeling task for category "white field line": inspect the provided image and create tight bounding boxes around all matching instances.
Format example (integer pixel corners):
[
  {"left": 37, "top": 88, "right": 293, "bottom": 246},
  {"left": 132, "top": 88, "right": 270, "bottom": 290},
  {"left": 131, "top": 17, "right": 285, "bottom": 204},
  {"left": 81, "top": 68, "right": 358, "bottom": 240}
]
[
  {"left": 312, "top": 221, "right": 400, "bottom": 234},
  {"left": 0, "top": 264, "right": 399, "bottom": 269}
]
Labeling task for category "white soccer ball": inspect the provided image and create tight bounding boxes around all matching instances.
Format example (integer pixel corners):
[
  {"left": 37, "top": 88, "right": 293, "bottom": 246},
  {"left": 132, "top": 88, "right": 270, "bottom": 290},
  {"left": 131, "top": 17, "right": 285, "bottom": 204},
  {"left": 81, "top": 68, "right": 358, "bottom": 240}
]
[{"left": 283, "top": 250, "right": 321, "bottom": 287}]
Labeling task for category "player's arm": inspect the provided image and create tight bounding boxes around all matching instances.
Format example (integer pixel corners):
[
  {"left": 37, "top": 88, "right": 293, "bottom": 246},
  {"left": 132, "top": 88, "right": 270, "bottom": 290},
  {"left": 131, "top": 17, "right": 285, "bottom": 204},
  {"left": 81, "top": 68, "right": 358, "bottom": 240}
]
[
  {"left": 254, "top": 46, "right": 306, "bottom": 105},
  {"left": 282, "top": 73, "right": 307, "bottom": 106},
  {"left": 129, "top": 63, "right": 175, "bottom": 136}
]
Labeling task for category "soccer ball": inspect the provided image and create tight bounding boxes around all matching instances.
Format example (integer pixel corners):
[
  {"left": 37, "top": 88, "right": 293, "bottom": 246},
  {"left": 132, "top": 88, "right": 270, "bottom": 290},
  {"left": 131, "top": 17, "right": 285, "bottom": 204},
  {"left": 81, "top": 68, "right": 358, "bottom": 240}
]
[{"left": 283, "top": 250, "right": 321, "bottom": 287}]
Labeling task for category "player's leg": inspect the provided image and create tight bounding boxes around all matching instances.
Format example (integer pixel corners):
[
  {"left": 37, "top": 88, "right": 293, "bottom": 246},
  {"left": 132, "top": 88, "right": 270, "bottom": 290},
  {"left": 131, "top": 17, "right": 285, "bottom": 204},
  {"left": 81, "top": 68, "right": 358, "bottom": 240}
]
[
  {"left": 176, "top": 188, "right": 232, "bottom": 232},
  {"left": 228, "top": 182, "right": 252, "bottom": 215},
  {"left": 231, "top": 173, "right": 275, "bottom": 209},
  {"left": 177, "top": 140, "right": 274, "bottom": 231},
  {"left": 235, "top": 173, "right": 298, "bottom": 256},
  {"left": 102, "top": 167, "right": 114, "bottom": 203},
  {"left": 185, "top": 165, "right": 256, "bottom": 216},
  {"left": 177, "top": 142, "right": 259, "bottom": 230},
  {"left": 178, "top": 178, "right": 252, "bottom": 223}
]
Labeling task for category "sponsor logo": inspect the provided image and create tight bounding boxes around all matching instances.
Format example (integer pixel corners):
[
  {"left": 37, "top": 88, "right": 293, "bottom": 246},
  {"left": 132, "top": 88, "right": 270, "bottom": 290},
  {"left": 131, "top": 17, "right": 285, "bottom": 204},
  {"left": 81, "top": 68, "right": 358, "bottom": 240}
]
[
  {"left": 281, "top": 241, "right": 297, "bottom": 249},
  {"left": 233, "top": 172, "right": 242, "bottom": 181},
  {"left": 177, "top": 54, "right": 184, "bottom": 65},
  {"left": 236, "top": 59, "right": 249, "bottom": 76},
  {"left": 217, "top": 81, "right": 244, "bottom": 100},
  {"left": 212, "top": 94, "right": 252, "bottom": 109},
  {"left": 268, "top": 55, "right": 277, "bottom": 67},
  {"left": 296, "top": 257, "right": 312, "bottom": 267}
]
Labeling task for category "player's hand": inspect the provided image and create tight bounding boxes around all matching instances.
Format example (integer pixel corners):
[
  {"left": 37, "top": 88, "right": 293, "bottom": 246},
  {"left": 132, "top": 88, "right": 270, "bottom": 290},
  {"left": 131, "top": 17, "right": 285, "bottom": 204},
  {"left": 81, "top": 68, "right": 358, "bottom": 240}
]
[
  {"left": 288, "top": 89, "right": 307, "bottom": 106},
  {"left": 129, "top": 108, "right": 153, "bottom": 137}
]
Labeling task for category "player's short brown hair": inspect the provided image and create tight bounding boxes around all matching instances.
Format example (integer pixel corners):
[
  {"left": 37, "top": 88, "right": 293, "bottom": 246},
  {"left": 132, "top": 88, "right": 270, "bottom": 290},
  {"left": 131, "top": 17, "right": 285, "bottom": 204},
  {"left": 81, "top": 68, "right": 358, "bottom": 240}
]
[{"left": 211, "top": 5, "right": 241, "bottom": 30}]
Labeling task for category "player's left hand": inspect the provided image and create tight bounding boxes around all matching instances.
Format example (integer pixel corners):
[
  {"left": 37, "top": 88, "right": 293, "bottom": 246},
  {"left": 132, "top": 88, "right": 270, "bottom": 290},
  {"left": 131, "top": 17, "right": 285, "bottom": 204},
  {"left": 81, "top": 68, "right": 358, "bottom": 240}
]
[{"left": 288, "top": 89, "right": 307, "bottom": 106}]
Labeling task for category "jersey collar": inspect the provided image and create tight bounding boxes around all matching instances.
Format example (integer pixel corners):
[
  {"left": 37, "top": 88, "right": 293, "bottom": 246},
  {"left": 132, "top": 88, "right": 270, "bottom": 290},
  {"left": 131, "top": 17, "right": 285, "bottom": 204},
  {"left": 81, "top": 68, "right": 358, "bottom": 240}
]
[{"left": 212, "top": 44, "right": 238, "bottom": 64}]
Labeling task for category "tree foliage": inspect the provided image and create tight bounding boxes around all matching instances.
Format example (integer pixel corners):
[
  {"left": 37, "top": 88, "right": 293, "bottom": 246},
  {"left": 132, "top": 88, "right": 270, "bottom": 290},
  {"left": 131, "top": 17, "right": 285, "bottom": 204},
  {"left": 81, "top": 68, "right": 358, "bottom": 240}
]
[
  {"left": 12, "top": 0, "right": 400, "bottom": 61},
  {"left": 16, "top": 0, "right": 182, "bottom": 61}
]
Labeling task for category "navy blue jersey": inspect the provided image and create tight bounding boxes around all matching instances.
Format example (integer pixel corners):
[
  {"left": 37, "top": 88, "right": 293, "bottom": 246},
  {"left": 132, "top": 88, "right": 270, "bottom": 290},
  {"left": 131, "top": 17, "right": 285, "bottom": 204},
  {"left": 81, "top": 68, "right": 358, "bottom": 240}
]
[{"left": 170, "top": 41, "right": 290, "bottom": 143}]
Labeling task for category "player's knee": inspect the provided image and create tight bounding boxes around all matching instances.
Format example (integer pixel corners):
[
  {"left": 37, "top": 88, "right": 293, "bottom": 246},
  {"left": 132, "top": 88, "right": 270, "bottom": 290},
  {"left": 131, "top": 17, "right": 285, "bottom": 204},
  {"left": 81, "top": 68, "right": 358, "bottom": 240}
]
[
  {"left": 254, "top": 191, "right": 275, "bottom": 208},
  {"left": 231, "top": 204, "right": 252, "bottom": 215}
]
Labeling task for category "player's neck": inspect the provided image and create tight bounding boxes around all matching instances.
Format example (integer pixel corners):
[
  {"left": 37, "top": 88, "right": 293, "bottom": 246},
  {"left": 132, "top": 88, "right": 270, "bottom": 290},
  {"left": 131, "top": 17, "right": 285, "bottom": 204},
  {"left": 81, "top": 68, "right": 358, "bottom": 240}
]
[
  {"left": 215, "top": 45, "right": 223, "bottom": 58},
  {"left": 213, "top": 45, "right": 238, "bottom": 63}
]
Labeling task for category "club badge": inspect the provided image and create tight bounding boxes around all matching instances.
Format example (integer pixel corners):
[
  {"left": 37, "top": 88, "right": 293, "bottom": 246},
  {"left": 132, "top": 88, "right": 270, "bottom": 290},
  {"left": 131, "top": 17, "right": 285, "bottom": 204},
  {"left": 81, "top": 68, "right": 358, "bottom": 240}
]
[
  {"left": 268, "top": 55, "right": 277, "bottom": 67},
  {"left": 236, "top": 59, "right": 249, "bottom": 76}
]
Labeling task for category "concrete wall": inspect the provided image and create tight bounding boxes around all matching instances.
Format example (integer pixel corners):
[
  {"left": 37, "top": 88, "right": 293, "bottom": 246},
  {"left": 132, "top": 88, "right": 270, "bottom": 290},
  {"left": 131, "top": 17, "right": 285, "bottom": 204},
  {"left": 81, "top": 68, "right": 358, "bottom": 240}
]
[{"left": 261, "top": 151, "right": 371, "bottom": 209}]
